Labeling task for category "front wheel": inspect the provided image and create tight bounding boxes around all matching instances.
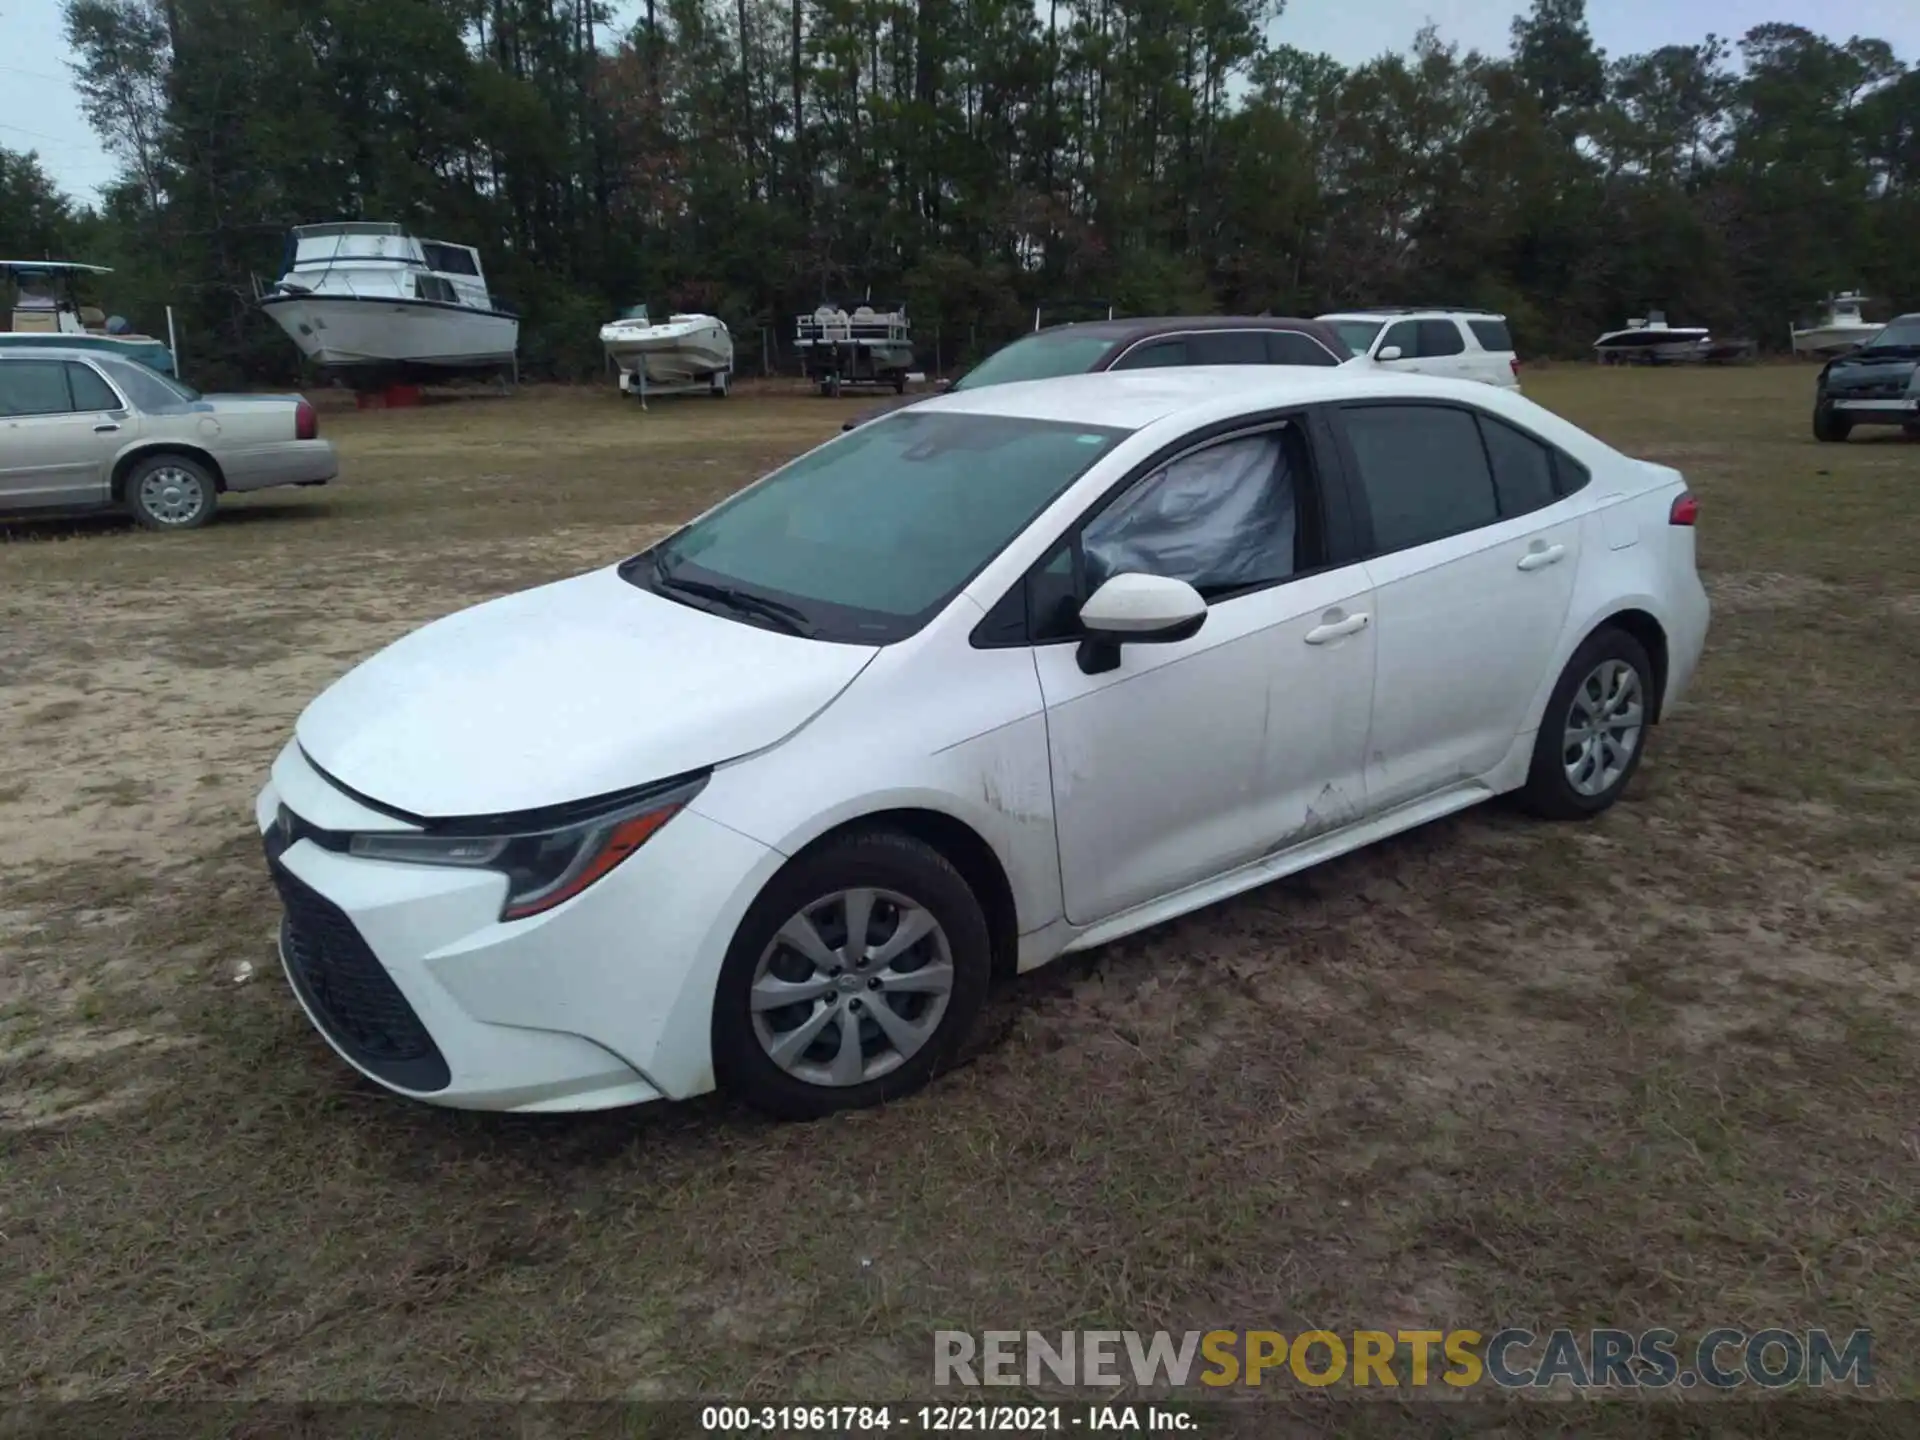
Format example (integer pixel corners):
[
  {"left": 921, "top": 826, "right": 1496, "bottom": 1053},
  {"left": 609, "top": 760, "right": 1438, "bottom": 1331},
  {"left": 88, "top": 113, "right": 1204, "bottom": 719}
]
[
  {"left": 1518, "top": 628, "right": 1654, "bottom": 821},
  {"left": 125, "top": 453, "right": 217, "bottom": 530},
  {"left": 1813, "top": 401, "right": 1851, "bottom": 443},
  {"left": 712, "top": 830, "right": 991, "bottom": 1120}
]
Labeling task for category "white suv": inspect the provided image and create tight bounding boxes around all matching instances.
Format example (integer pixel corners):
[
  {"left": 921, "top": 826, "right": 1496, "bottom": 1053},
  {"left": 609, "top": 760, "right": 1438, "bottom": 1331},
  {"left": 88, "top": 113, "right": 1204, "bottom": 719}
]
[{"left": 1318, "top": 308, "right": 1521, "bottom": 391}]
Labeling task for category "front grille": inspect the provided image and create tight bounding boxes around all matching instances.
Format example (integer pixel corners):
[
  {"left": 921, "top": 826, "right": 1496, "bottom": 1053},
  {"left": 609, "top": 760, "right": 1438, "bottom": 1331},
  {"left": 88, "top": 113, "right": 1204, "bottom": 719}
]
[
  {"left": 269, "top": 854, "right": 452, "bottom": 1093},
  {"left": 1838, "top": 381, "right": 1909, "bottom": 400}
]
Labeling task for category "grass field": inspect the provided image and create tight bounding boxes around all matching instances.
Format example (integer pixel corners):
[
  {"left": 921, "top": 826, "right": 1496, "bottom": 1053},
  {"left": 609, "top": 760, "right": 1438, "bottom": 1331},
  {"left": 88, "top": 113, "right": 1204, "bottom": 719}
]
[{"left": 2, "top": 366, "right": 1916, "bottom": 1411}]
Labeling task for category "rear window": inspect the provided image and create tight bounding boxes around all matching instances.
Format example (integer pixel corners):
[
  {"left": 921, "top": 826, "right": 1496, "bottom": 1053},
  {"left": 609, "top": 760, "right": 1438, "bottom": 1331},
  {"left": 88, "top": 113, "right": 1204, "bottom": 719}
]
[
  {"left": 1469, "top": 319, "right": 1514, "bottom": 352},
  {"left": 954, "top": 332, "right": 1120, "bottom": 390}
]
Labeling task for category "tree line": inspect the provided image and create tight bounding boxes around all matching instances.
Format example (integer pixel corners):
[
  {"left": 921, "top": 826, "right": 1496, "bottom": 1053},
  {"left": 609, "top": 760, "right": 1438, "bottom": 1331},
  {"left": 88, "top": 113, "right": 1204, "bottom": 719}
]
[{"left": 3, "top": 0, "right": 1914, "bottom": 385}]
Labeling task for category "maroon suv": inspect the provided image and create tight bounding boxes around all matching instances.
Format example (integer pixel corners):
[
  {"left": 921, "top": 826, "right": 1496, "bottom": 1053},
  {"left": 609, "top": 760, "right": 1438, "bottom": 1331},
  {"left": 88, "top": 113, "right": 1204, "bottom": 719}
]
[{"left": 840, "top": 315, "right": 1355, "bottom": 431}]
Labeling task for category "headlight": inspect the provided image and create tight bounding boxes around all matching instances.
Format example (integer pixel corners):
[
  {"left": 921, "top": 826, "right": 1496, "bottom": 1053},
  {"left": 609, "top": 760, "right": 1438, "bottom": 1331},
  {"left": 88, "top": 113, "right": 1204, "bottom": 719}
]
[{"left": 346, "top": 773, "right": 707, "bottom": 921}]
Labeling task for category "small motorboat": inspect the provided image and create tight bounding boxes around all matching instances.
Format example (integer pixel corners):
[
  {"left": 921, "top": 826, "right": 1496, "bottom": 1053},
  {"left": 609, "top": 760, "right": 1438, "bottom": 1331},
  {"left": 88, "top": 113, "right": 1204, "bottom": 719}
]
[
  {"left": 599, "top": 306, "right": 734, "bottom": 398},
  {"left": 1593, "top": 312, "right": 1711, "bottom": 365},
  {"left": 1791, "top": 292, "right": 1880, "bottom": 358},
  {"left": 0, "top": 260, "right": 176, "bottom": 374},
  {"left": 256, "top": 222, "right": 518, "bottom": 386}
]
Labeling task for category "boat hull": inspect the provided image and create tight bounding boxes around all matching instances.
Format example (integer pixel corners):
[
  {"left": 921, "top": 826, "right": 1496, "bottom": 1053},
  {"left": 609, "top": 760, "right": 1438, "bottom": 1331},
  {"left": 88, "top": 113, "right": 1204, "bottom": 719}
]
[
  {"left": 1594, "top": 337, "right": 1710, "bottom": 365},
  {"left": 0, "top": 331, "right": 176, "bottom": 376},
  {"left": 600, "top": 320, "right": 734, "bottom": 387},
  {"left": 260, "top": 294, "right": 518, "bottom": 378},
  {"left": 1792, "top": 325, "right": 1880, "bottom": 357}
]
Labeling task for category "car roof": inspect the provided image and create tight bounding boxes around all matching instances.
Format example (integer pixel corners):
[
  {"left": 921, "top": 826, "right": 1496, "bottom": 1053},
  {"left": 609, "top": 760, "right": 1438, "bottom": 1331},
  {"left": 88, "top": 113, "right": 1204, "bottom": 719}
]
[
  {"left": 912, "top": 364, "right": 1519, "bottom": 433},
  {"left": 1318, "top": 307, "right": 1507, "bottom": 319},
  {"left": 1034, "top": 314, "right": 1347, "bottom": 348},
  {"left": 0, "top": 345, "right": 116, "bottom": 362}
]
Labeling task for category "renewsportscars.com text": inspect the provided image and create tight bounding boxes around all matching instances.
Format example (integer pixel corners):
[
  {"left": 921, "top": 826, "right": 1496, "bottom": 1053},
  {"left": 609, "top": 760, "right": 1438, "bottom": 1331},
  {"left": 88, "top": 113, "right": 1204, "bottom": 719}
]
[{"left": 934, "top": 1328, "right": 1874, "bottom": 1391}]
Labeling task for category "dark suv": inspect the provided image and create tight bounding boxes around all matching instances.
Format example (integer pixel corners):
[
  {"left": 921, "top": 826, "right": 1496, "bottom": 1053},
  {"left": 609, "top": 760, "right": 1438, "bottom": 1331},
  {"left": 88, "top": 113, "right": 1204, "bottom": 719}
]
[
  {"left": 1814, "top": 313, "right": 1920, "bottom": 442},
  {"left": 840, "top": 315, "right": 1354, "bottom": 431}
]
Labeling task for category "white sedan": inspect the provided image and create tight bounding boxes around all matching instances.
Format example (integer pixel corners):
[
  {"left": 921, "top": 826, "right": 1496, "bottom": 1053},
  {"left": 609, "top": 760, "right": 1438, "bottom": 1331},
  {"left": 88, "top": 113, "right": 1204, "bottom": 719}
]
[{"left": 257, "top": 367, "right": 1709, "bottom": 1119}]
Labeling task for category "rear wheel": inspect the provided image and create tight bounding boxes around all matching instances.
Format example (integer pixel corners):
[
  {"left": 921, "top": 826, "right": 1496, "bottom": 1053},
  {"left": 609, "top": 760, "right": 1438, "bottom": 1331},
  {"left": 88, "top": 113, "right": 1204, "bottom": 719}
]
[
  {"left": 1813, "top": 401, "right": 1852, "bottom": 443},
  {"left": 712, "top": 830, "right": 991, "bottom": 1120},
  {"left": 1519, "top": 627, "right": 1653, "bottom": 821},
  {"left": 1903, "top": 421, "right": 1920, "bottom": 440},
  {"left": 125, "top": 453, "right": 216, "bottom": 531}
]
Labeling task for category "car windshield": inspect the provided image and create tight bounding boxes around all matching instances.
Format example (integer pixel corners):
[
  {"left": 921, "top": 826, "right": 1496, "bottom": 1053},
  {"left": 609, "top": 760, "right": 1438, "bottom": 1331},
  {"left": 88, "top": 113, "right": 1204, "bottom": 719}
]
[
  {"left": 1862, "top": 318, "right": 1920, "bottom": 352},
  {"left": 952, "top": 332, "right": 1120, "bottom": 390},
  {"left": 622, "top": 412, "right": 1126, "bottom": 643},
  {"left": 106, "top": 360, "right": 202, "bottom": 406},
  {"left": 1326, "top": 320, "right": 1384, "bottom": 355}
]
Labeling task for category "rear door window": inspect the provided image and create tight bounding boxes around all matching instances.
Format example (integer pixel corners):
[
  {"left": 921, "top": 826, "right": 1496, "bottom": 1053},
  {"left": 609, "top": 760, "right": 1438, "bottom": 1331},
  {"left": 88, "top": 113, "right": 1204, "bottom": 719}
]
[
  {"left": 1109, "top": 339, "right": 1190, "bottom": 370},
  {"left": 66, "top": 362, "right": 121, "bottom": 412},
  {"left": 1416, "top": 320, "right": 1466, "bottom": 357},
  {"left": 1267, "top": 331, "right": 1340, "bottom": 366},
  {"left": 0, "top": 361, "right": 75, "bottom": 417},
  {"left": 1341, "top": 403, "right": 1500, "bottom": 554},
  {"left": 1476, "top": 414, "right": 1557, "bottom": 518}
]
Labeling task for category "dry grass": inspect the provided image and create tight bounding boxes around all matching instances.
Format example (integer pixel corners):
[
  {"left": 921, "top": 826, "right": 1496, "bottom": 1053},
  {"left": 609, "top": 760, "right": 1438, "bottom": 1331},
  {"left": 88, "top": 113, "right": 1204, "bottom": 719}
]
[{"left": 1, "top": 367, "right": 1916, "bottom": 1413}]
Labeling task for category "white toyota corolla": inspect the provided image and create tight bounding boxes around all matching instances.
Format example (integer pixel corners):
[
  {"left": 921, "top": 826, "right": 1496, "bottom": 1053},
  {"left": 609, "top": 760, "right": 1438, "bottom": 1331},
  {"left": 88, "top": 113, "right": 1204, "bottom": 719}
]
[{"left": 258, "top": 367, "right": 1709, "bottom": 1119}]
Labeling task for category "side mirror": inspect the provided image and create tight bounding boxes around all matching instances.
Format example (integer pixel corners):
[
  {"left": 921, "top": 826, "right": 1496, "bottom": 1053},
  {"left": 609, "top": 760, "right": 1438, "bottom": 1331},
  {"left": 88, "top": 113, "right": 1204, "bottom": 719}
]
[
  {"left": 1075, "top": 573, "right": 1207, "bottom": 675},
  {"left": 1376, "top": 345, "right": 1404, "bottom": 362}
]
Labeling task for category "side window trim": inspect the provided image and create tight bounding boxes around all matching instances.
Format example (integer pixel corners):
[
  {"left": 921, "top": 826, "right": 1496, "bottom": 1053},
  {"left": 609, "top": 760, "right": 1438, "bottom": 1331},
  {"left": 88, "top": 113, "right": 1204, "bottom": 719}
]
[
  {"left": 1109, "top": 328, "right": 1344, "bottom": 369},
  {"left": 969, "top": 404, "right": 1362, "bottom": 649}
]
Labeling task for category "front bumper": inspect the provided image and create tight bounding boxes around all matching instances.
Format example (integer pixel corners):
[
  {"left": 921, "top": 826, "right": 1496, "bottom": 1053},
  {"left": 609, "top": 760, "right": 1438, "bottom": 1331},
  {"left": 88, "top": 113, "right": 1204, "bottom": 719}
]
[{"left": 255, "top": 747, "right": 781, "bottom": 1112}]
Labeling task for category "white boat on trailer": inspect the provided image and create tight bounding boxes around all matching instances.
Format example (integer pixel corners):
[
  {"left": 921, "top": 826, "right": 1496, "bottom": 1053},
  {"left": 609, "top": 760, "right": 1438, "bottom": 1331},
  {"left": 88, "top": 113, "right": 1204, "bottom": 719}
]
[
  {"left": 1791, "top": 292, "right": 1880, "bottom": 358},
  {"left": 257, "top": 222, "right": 518, "bottom": 386},
  {"left": 795, "top": 301, "right": 914, "bottom": 396},
  {"left": 1593, "top": 312, "right": 1711, "bottom": 365},
  {"left": 600, "top": 306, "right": 733, "bottom": 399}
]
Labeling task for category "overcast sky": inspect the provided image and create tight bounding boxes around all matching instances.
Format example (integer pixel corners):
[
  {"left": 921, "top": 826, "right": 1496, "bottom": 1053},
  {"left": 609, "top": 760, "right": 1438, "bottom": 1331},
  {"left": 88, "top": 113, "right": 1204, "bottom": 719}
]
[{"left": 4, "top": 0, "right": 1917, "bottom": 204}]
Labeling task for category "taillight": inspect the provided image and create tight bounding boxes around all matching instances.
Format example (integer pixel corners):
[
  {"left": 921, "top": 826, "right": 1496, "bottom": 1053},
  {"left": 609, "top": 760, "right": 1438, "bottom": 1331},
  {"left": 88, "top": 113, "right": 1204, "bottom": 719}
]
[
  {"left": 295, "top": 398, "right": 318, "bottom": 440},
  {"left": 1669, "top": 491, "right": 1699, "bottom": 526},
  {"left": 1510, "top": 356, "right": 1520, "bottom": 376}
]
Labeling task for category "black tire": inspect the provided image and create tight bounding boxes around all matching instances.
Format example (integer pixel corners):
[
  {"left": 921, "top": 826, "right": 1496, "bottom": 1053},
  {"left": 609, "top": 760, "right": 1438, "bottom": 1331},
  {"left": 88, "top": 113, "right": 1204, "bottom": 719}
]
[
  {"left": 1903, "top": 422, "right": 1920, "bottom": 440},
  {"left": 1813, "top": 401, "right": 1851, "bottom": 443},
  {"left": 711, "top": 829, "right": 991, "bottom": 1121},
  {"left": 124, "top": 452, "right": 217, "bottom": 531},
  {"left": 892, "top": 373, "right": 907, "bottom": 394},
  {"left": 1518, "top": 627, "right": 1655, "bottom": 821}
]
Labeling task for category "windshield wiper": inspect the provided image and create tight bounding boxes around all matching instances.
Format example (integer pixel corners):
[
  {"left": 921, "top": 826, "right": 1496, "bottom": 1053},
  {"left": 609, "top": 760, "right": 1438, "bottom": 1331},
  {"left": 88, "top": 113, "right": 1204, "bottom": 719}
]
[{"left": 649, "top": 553, "right": 817, "bottom": 637}]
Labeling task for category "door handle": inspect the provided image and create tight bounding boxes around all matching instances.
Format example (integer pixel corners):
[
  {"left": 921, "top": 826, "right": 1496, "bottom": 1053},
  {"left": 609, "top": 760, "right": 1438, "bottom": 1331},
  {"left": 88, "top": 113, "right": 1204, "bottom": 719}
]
[
  {"left": 93, "top": 422, "right": 121, "bottom": 433},
  {"left": 1517, "top": 543, "right": 1566, "bottom": 571},
  {"left": 1305, "top": 612, "right": 1370, "bottom": 645}
]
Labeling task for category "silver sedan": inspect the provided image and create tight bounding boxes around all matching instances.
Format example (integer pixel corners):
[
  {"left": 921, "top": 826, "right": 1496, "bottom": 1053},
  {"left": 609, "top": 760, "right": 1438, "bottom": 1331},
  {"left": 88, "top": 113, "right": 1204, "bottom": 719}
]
[{"left": 0, "top": 347, "right": 338, "bottom": 531}]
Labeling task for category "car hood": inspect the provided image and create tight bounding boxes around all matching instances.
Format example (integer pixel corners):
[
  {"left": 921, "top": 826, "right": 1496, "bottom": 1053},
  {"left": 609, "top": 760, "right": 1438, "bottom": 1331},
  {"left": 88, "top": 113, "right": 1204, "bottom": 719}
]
[
  {"left": 843, "top": 392, "right": 935, "bottom": 431},
  {"left": 1823, "top": 351, "right": 1920, "bottom": 391},
  {"left": 295, "top": 566, "right": 878, "bottom": 817}
]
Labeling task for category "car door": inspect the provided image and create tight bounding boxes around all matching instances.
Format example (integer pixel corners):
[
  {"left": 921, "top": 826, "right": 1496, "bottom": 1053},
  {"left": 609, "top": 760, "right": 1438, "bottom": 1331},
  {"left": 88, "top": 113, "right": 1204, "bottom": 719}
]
[
  {"left": 1024, "top": 414, "right": 1377, "bottom": 924},
  {"left": 1332, "top": 400, "right": 1582, "bottom": 812},
  {"left": 0, "top": 358, "right": 128, "bottom": 509},
  {"left": 1413, "top": 319, "right": 1471, "bottom": 382},
  {"left": 1372, "top": 319, "right": 1423, "bottom": 373}
]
